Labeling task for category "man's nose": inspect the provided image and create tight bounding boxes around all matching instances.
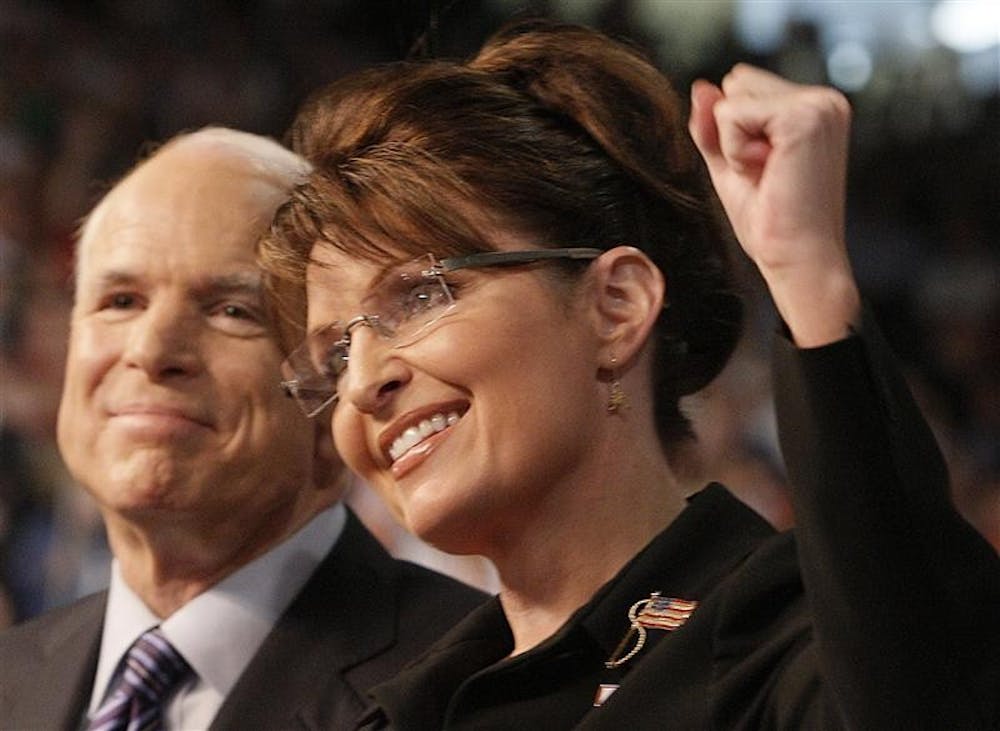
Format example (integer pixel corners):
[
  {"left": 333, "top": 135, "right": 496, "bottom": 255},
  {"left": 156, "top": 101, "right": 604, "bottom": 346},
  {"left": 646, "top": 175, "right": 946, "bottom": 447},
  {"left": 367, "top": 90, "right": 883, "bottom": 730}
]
[{"left": 123, "top": 302, "right": 204, "bottom": 380}]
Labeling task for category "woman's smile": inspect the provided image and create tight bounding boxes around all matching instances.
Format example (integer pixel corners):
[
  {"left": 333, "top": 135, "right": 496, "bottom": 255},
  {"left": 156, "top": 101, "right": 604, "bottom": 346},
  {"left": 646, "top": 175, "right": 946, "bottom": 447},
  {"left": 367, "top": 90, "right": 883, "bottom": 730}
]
[
  {"left": 385, "top": 406, "right": 467, "bottom": 479},
  {"left": 388, "top": 410, "right": 463, "bottom": 462}
]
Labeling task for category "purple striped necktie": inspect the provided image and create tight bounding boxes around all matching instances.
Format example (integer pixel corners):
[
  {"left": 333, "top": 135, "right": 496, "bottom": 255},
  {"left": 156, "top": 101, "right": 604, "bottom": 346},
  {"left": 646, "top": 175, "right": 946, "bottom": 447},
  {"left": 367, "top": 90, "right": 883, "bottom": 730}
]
[{"left": 87, "top": 627, "right": 193, "bottom": 731}]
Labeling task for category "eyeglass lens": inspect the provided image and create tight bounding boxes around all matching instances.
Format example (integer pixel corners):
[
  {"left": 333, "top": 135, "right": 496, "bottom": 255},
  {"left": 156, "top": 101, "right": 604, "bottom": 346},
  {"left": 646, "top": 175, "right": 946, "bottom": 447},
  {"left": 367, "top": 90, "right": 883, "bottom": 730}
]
[
  {"left": 282, "top": 248, "right": 602, "bottom": 417},
  {"left": 282, "top": 255, "right": 455, "bottom": 416}
]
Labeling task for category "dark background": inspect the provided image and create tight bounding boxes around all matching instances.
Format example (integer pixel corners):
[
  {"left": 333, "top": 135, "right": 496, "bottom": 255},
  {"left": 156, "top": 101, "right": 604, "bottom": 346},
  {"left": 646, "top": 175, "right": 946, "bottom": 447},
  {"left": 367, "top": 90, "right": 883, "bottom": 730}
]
[{"left": 2, "top": 0, "right": 998, "bottom": 625}]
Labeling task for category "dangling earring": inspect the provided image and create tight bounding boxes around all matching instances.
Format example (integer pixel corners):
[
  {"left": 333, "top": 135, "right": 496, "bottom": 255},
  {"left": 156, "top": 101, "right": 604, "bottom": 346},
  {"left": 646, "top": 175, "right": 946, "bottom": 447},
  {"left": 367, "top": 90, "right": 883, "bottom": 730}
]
[{"left": 607, "top": 355, "right": 629, "bottom": 414}]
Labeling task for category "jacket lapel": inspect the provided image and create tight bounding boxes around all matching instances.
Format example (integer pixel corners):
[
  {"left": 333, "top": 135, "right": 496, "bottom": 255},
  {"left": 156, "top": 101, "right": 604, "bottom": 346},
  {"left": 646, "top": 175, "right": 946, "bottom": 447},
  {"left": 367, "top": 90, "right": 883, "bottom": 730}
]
[
  {"left": 209, "top": 511, "right": 400, "bottom": 730},
  {"left": 1, "top": 592, "right": 105, "bottom": 730}
]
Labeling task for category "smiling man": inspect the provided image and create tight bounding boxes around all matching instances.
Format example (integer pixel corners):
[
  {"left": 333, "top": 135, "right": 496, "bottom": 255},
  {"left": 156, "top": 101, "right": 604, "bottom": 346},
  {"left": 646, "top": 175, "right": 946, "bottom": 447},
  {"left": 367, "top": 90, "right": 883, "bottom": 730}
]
[{"left": 0, "top": 128, "right": 485, "bottom": 730}]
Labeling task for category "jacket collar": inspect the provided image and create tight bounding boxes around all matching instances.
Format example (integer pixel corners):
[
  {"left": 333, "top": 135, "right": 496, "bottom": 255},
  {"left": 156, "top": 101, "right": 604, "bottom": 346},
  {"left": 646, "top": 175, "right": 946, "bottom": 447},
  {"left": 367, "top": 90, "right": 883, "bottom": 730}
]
[{"left": 363, "top": 484, "right": 777, "bottom": 729}]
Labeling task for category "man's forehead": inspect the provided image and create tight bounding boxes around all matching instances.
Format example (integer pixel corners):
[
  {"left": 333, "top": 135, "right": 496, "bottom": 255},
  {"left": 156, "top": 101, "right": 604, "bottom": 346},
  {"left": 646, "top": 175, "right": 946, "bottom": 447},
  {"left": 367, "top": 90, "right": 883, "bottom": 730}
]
[
  {"left": 79, "top": 178, "right": 268, "bottom": 270},
  {"left": 75, "top": 229, "right": 264, "bottom": 296}
]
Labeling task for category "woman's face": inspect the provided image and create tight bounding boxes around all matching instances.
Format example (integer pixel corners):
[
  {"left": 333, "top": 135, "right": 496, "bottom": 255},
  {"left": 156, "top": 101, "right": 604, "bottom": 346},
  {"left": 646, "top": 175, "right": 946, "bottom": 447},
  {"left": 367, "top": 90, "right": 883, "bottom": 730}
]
[{"left": 304, "top": 241, "right": 608, "bottom": 553}]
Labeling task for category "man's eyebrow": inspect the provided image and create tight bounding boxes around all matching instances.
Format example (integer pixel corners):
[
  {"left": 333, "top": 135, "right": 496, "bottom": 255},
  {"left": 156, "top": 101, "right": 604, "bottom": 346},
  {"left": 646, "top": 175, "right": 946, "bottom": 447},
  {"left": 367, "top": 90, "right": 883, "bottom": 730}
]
[
  {"left": 94, "top": 270, "right": 141, "bottom": 288},
  {"left": 90, "top": 271, "right": 265, "bottom": 299},
  {"left": 199, "top": 272, "right": 265, "bottom": 296}
]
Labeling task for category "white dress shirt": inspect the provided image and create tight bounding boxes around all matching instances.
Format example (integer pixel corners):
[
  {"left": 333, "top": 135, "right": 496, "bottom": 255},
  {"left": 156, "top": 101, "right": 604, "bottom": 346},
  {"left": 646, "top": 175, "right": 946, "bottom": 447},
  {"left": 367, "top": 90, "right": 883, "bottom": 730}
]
[{"left": 87, "top": 503, "right": 347, "bottom": 730}]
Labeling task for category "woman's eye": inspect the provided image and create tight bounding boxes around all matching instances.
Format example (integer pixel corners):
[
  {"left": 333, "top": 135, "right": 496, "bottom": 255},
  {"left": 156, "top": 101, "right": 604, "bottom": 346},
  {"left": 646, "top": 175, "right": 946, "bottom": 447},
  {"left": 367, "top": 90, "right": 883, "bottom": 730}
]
[
  {"left": 320, "top": 345, "right": 349, "bottom": 380},
  {"left": 399, "top": 281, "right": 448, "bottom": 318}
]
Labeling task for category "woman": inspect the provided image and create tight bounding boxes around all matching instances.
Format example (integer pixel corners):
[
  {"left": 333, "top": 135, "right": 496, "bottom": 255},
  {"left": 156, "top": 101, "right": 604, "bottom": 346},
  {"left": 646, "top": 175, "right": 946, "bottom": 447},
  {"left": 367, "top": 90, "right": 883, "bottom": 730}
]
[{"left": 261, "top": 20, "right": 999, "bottom": 729}]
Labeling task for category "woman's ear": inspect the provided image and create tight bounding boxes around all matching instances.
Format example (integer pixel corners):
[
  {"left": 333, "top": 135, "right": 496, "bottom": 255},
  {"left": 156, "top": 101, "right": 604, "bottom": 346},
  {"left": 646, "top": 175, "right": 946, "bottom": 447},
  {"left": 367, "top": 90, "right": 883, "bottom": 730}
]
[{"left": 587, "top": 246, "right": 665, "bottom": 369}]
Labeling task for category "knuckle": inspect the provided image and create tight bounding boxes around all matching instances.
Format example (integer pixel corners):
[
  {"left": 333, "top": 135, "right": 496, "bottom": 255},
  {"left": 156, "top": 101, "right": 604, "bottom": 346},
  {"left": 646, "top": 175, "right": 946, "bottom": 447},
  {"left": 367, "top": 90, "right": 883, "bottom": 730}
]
[{"left": 795, "top": 88, "right": 852, "bottom": 133}]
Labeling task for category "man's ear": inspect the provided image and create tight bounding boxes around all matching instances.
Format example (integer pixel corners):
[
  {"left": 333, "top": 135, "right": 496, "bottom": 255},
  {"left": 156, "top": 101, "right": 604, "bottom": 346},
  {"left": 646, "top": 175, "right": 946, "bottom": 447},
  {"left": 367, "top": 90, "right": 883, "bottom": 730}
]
[{"left": 587, "top": 246, "right": 665, "bottom": 369}]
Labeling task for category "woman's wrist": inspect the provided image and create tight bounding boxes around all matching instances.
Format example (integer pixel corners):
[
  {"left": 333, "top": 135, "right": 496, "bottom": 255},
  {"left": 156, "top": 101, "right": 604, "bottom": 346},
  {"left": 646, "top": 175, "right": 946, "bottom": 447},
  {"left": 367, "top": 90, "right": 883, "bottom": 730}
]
[{"left": 760, "top": 259, "right": 861, "bottom": 348}]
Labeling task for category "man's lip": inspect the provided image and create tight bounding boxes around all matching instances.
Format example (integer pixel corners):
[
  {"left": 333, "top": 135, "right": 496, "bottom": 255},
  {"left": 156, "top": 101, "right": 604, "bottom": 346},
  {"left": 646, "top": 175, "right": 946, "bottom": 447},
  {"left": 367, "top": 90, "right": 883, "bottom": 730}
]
[
  {"left": 378, "top": 400, "right": 469, "bottom": 465},
  {"left": 110, "top": 404, "right": 213, "bottom": 428}
]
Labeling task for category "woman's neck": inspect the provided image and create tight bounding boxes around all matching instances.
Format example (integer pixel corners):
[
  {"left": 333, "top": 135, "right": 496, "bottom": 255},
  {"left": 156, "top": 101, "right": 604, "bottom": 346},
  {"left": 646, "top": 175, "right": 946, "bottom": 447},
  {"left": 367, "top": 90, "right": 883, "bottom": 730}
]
[{"left": 492, "top": 440, "right": 686, "bottom": 656}]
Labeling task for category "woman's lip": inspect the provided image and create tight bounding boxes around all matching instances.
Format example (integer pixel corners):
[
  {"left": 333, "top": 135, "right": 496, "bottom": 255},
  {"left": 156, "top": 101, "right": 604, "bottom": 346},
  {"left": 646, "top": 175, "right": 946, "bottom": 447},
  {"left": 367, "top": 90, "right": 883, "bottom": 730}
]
[
  {"left": 389, "top": 424, "right": 453, "bottom": 479},
  {"left": 378, "top": 399, "right": 469, "bottom": 464}
]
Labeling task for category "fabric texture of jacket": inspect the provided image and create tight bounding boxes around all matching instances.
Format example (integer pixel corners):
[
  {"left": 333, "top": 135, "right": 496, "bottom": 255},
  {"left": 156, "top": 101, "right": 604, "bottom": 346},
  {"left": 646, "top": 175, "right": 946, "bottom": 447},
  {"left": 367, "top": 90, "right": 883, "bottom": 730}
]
[
  {"left": 0, "top": 509, "right": 488, "bottom": 730},
  {"left": 355, "top": 314, "right": 1000, "bottom": 730}
]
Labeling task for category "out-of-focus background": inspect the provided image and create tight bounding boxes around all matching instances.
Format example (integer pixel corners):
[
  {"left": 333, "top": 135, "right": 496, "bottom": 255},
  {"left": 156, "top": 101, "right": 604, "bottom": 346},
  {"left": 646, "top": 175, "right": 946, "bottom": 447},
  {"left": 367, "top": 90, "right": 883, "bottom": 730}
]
[{"left": 1, "top": 0, "right": 997, "bottom": 627}]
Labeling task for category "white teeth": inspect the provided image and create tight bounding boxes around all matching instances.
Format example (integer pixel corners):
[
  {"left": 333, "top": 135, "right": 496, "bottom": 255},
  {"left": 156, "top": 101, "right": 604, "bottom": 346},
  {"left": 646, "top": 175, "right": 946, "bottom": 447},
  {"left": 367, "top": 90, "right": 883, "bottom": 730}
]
[{"left": 389, "top": 411, "right": 461, "bottom": 462}]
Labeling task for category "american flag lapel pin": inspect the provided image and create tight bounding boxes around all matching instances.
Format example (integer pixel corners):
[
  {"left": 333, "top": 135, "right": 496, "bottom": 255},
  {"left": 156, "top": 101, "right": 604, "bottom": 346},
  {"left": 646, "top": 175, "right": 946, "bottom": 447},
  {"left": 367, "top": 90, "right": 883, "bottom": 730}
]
[{"left": 594, "top": 592, "right": 699, "bottom": 707}]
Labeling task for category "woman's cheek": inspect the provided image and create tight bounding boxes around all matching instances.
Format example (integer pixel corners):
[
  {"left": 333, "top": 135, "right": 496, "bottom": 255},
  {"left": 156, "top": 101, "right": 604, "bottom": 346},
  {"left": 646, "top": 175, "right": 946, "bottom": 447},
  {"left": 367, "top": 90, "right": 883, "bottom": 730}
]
[{"left": 332, "top": 408, "right": 376, "bottom": 477}]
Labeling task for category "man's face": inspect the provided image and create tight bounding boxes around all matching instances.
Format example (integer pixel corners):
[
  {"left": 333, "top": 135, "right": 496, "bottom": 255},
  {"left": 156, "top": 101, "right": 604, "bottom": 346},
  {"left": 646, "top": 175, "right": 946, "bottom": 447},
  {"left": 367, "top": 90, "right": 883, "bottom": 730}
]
[{"left": 57, "top": 147, "right": 319, "bottom": 537}]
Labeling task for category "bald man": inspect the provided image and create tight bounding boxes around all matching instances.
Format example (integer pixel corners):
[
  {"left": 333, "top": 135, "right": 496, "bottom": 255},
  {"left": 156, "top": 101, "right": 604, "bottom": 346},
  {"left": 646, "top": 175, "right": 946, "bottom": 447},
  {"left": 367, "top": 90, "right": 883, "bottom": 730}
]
[{"left": 0, "top": 128, "right": 486, "bottom": 730}]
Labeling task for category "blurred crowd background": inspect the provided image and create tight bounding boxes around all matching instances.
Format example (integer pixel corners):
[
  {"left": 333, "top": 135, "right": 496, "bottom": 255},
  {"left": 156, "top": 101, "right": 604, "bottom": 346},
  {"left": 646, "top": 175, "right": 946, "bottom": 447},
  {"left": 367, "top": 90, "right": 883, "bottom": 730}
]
[{"left": 2, "top": 0, "right": 998, "bottom": 628}]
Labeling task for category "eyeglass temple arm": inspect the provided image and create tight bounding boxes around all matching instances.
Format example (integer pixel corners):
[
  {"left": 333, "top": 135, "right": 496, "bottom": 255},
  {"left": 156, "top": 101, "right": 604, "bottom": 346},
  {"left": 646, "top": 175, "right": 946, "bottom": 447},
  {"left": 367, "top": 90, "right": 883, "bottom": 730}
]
[{"left": 439, "top": 247, "right": 603, "bottom": 272}]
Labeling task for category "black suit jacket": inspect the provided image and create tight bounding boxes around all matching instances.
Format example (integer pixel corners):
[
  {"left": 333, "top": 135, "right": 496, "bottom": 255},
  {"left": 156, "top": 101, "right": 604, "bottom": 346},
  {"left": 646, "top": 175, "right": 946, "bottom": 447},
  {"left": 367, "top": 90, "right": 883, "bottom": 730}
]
[{"left": 0, "top": 509, "right": 488, "bottom": 730}]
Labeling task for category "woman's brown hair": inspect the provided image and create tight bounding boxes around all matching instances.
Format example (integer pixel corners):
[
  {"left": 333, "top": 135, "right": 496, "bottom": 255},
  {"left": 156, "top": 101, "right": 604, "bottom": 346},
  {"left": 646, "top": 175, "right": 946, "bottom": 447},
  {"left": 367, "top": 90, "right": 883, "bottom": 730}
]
[{"left": 261, "top": 18, "right": 744, "bottom": 448}]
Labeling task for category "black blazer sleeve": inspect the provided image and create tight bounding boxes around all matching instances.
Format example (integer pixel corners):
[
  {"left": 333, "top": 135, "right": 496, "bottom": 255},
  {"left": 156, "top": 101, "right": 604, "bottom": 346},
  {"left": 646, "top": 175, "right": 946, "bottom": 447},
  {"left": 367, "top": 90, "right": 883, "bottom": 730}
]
[{"left": 773, "top": 307, "right": 1000, "bottom": 729}]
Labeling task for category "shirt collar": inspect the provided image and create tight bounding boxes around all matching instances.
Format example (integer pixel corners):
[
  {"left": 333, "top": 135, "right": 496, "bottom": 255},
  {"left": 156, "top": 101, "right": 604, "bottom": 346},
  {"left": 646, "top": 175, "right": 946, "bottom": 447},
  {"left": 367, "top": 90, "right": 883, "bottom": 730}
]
[{"left": 90, "top": 502, "right": 347, "bottom": 711}]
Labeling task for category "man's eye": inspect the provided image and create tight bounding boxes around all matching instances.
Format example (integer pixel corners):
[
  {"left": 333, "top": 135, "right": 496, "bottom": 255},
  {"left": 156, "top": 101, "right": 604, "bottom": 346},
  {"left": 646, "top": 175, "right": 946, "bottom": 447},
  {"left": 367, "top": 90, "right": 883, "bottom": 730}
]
[
  {"left": 209, "top": 301, "right": 268, "bottom": 336},
  {"left": 212, "top": 300, "right": 267, "bottom": 323},
  {"left": 97, "top": 292, "right": 138, "bottom": 311},
  {"left": 222, "top": 304, "right": 253, "bottom": 319}
]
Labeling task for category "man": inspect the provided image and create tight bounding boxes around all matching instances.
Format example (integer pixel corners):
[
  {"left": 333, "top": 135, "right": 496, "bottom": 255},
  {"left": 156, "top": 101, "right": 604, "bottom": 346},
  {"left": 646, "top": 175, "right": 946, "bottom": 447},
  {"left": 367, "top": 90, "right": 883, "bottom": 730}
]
[{"left": 0, "top": 128, "right": 486, "bottom": 730}]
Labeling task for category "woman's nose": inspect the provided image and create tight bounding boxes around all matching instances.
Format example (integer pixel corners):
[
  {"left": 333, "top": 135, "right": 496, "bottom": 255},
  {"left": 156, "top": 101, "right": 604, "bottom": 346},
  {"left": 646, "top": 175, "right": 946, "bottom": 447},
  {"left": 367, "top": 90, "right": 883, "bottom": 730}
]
[{"left": 336, "top": 326, "right": 409, "bottom": 414}]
